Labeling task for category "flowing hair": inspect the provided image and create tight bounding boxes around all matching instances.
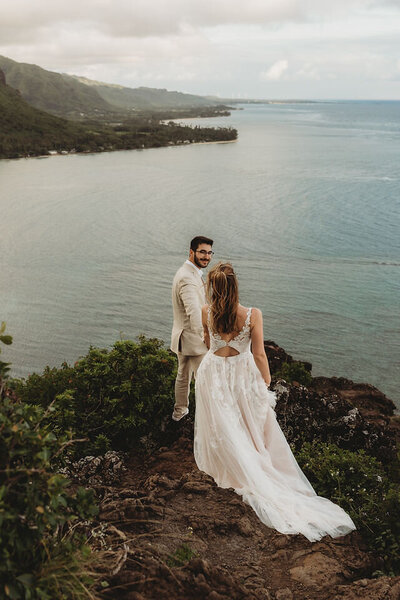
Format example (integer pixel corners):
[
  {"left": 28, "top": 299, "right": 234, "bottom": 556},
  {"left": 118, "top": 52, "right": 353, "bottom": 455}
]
[{"left": 207, "top": 262, "right": 239, "bottom": 334}]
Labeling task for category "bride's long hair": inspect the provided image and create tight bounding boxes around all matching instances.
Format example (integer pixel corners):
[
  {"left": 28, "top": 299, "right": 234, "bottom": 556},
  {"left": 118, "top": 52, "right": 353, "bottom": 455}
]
[{"left": 207, "top": 262, "right": 239, "bottom": 334}]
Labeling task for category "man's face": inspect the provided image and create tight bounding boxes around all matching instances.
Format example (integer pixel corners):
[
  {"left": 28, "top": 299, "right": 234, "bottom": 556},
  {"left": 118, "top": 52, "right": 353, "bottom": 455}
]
[{"left": 190, "top": 243, "right": 213, "bottom": 269}]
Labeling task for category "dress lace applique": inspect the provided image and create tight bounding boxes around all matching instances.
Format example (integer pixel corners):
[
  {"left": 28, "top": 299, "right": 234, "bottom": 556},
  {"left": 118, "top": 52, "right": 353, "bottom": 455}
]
[{"left": 208, "top": 307, "right": 252, "bottom": 355}]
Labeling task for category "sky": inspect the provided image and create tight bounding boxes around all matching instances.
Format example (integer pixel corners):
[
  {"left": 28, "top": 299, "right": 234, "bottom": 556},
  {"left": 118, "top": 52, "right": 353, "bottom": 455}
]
[{"left": 1, "top": 0, "right": 400, "bottom": 99}]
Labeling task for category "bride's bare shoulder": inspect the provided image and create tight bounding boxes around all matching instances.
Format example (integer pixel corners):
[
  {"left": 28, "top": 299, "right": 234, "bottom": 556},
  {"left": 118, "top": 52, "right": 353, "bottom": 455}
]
[
  {"left": 238, "top": 304, "right": 262, "bottom": 316},
  {"left": 249, "top": 307, "right": 262, "bottom": 326},
  {"left": 236, "top": 304, "right": 247, "bottom": 316}
]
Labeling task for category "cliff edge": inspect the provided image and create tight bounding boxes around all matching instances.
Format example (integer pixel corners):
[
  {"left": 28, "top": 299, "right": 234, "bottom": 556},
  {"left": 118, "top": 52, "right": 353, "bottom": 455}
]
[{"left": 63, "top": 341, "right": 399, "bottom": 600}]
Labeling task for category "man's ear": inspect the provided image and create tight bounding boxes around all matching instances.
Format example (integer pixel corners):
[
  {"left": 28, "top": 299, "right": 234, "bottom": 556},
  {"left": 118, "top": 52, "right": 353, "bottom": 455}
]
[{"left": 189, "top": 249, "right": 194, "bottom": 260}]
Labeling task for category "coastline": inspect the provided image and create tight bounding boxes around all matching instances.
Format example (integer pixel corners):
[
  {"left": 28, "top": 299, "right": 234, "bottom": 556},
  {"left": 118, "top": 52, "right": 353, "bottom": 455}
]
[
  {"left": 2, "top": 101, "right": 398, "bottom": 407},
  {"left": 2, "top": 136, "right": 238, "bottom": 161},
  {"left": 190, "top": 139, "right": 237, "bottom": 145}
]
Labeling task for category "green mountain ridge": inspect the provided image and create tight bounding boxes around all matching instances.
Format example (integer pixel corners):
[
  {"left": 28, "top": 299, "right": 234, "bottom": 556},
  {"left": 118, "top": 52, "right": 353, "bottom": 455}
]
[
  {"left": 0, "top": 70, "right": 100, "bottom": 158},
  {"left": 0, "top": 67, "right": 237, "bottom": 159},
  {"left": 0, "top": 55, "right": 113, "bottom": 118},
  {"left": 67, "top": 74, "right": 222, "bottom": 110},
  {"left": 0, "top": 55, "right": 222, "bottom": 118}
]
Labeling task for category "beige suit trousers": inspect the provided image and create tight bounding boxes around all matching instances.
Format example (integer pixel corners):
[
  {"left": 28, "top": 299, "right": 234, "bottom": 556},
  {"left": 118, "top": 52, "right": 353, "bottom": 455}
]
[{"left": 174, "top": 352, "right": 205, "bottom": 417}]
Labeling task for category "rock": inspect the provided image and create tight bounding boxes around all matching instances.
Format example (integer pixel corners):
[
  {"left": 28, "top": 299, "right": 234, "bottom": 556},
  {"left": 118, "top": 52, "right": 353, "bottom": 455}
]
[
  {"left": 291, "top": 549, "right": 311, "bottom": 561},
  {"left": 252, "top": 589, "right": 272, "bottom": 600},
  {"left": 207, "top": 592, "right": 225, "bottom": 600},
  {"left": 158, "top": 451, "right": 177, "bottom": 461},
  {"left": 311, "top": 377, "right": 396, "bottom": 417},
  {"left": 264, "top": 340, "right": 311, "bottom": 374},
  {"left": 194, "top": 575, "right": 211, "bottom": 595},
  {"left": 289, "top": 552, "right": 344, "bottom": 587},
  {"left": 144, "top": 473, "right": 179, "bottom": 490},
  {"left": 272, "top": 535, "right": 291, "bottom": 549},
  {"left": 182, "top": 481, "right": 211, "bottom": 493},
  {"left": 272, "top": 381, "right": 397, "bottom": 463},
  {"left": 59, "top": 450, "right": 127, "bottom": 485},
  {"left": 239, "top": 565, "right": 261, "bottom": 580},
  {"left": 333, "top": 576, "right": 400, "bottom": 600},
  {"left": 237, "top": 516, "right": 254, "bottom": 536},
  {"left": 275, "top": 589, "right": 293, "bottom": 600},
  {"left": 245, "top": 576, "right": 267, "bottom": 588},
  {"left": 270, "top": 549, "right": 289, "bottom": 562},
  {"left": 190, "top": 558, "right": 211, "bottom": 577}
]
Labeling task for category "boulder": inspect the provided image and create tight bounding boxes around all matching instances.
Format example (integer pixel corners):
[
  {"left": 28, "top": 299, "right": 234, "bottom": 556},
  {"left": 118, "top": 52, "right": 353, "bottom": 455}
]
[{"left": 272, "top": 381, "right": 397, "bottom": 463}]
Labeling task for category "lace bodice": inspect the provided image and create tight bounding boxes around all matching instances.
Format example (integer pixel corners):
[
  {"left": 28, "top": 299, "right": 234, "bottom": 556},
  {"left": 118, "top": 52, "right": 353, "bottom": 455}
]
[{"left": 208, "top": 307, "right": 252, "bottom": 354}]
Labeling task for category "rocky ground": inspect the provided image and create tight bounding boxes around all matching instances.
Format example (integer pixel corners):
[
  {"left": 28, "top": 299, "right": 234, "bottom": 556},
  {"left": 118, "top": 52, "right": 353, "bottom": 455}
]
[
  {"left": 74, "top": 438, "right": 400, "bottom": 600},
  {"left": 62, "top": 341, "right": 400, "bottom": 600}
]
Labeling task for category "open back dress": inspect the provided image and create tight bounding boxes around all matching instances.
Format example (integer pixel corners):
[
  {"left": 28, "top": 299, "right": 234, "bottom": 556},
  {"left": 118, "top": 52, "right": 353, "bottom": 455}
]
[{"left": 194, "top": 307, "right": 356, "bottom": 542}]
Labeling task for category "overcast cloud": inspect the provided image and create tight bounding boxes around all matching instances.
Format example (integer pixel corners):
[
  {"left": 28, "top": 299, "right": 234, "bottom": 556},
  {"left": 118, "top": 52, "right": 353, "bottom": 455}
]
[{"left": 1, "top": 0, "right": 399, "bottom": 98}]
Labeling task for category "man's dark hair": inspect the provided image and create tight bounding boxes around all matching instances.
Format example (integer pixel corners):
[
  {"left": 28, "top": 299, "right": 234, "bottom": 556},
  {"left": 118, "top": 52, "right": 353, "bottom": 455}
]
[{"left": 190, "top": 236, "right": 214, "bottom": 251}]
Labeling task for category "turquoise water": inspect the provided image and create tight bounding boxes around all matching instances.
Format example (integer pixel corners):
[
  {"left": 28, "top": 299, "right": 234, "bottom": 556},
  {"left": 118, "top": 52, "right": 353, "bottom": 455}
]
[{"left": 1, "top": 101, "right": 399, "bottom": 406}]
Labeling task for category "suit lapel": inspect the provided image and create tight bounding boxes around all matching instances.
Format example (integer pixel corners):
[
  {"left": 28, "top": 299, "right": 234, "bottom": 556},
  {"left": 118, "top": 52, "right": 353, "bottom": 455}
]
[{"left": 183, "top": 261, "right": 206, "bottom": 301}]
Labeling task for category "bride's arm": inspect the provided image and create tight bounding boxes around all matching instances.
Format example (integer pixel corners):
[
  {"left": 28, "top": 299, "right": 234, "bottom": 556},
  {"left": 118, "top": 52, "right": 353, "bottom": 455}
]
[
  {"left": 250, "top": 308, "right": 271, "bottom": 386},
  {"left": 201, "top": 305, "right": 210, "bottom": 350}
]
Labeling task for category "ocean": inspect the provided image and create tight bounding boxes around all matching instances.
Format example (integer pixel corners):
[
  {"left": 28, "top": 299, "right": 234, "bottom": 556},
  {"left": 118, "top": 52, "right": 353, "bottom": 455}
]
[{"left": 1, "top": 101, "right": 399, "bottom": 406}]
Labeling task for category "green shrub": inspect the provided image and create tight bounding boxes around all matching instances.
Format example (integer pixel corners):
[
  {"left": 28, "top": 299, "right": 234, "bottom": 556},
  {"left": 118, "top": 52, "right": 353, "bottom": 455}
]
[
  {"left": 13, "top": 337, "right": 177, "bottom": 458},
  {"left": 0, "top": 396, "right": 99, "bottom": 599},
  {"left": 295, "top": 441, "right": 400, "bottom": 575},
  {"left": 167, "top": 544, "right": 197, "bottom": 567},
  {"left": 0, "top": 321, "right": 13, "bottom": 379},
  {"left": 275, "top": 361, "right": 312, "bottom": 386}
]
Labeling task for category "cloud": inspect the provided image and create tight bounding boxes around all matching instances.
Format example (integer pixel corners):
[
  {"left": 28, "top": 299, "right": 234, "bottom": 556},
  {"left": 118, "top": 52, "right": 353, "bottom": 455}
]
[
  {"left": 1, "top": 0, "right": 399, "bottom": 45},
  {"left": 294, "top": 63, "right": 321, "bottom": 80},
  {"left": 0, "top": 0, "right": 399, "bottom": 98},
  {"left": 260, "top": 59, "right": 289, "bottom": 81}
]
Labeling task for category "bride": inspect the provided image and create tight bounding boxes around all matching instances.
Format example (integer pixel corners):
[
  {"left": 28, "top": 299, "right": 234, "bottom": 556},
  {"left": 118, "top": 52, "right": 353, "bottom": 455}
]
[{"left": 194, "top": 262, "right": 356, "bottom": 542}]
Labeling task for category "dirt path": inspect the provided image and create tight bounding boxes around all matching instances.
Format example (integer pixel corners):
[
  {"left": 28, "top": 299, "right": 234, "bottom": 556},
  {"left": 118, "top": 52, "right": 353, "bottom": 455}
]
[{"left": 90, "top": 429, "right": 400, "bottom": 600}]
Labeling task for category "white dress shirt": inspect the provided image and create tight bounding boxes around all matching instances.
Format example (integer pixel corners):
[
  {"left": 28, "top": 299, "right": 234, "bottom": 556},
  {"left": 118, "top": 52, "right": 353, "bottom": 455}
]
[{"left": 185, "top": 259, "right": 203, "bottom": 277}]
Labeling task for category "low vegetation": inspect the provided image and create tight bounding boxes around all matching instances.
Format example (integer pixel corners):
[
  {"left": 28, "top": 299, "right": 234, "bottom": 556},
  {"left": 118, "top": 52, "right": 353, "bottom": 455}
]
[
  {"left": 1, "top": 328, "right": 399, "bottom": 597},
  {"left": 13, "top": 337, "right": 177, "bottom": 458},
  {"left": 296, "top": 441, "right": 400, "bottom": 575},
  {"left": 275, "top": 360, "right": 313, "bottom": 386},
  {"left": 0, "top": 338, "right": 99, "bottom": 598},
  {"left": 167, "top": 544, "right": 198, "bottom": 568},
  {"left": 0, "top": 322, "right": 12, "bottom": 380}
]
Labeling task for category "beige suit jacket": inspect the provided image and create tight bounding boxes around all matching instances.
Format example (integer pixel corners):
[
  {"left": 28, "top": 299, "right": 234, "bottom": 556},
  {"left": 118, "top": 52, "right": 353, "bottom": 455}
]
[{"left": 171, "top": 262, "right": 207, "bottom": 356}]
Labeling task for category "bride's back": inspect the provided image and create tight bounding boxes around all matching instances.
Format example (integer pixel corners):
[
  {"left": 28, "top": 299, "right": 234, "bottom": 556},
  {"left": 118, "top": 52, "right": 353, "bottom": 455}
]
[
  {"left": 216, "top": 304, "right": 249, "bottom": 338},
  {"left": 209, "top": 303, "right": 252, "bottom": 357}
]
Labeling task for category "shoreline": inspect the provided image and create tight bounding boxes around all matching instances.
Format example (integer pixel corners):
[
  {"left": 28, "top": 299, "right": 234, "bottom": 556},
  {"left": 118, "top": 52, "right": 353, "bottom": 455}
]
[
  {"left": 2, "top": 137, "right": 238, "bottom": 161},
  {"left": 190, "top": 139, "right": 237, "bottom": 145}
]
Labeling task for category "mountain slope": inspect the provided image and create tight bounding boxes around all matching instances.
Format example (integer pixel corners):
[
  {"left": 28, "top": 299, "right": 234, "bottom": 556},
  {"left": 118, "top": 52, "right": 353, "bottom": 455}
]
[
  {"left": 0, "top": 55, "right": 222, "bottom": 118},
  {"left": 0, "top": 69, "right": 237, "bottom": 159},
  {"left": 0, "top": 55, "right": 113, "bottom": 117},
  {"left": 68, "top": 75, "right": 221, "bottom": 109},
  {"left": 0, "top": 69, "right": 111, "bottom": 158}
]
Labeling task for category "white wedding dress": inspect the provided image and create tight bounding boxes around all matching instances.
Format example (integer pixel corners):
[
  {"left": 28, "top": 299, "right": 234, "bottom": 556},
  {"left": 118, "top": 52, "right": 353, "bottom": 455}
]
[{"left": 194, "top": 308, "right": 356, "bottom": 542}]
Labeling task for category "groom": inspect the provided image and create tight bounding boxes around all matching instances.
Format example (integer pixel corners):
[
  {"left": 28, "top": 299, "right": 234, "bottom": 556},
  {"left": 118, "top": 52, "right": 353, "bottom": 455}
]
[{"left": 171, "top": 235, "right": 214, "bottom": 421}]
